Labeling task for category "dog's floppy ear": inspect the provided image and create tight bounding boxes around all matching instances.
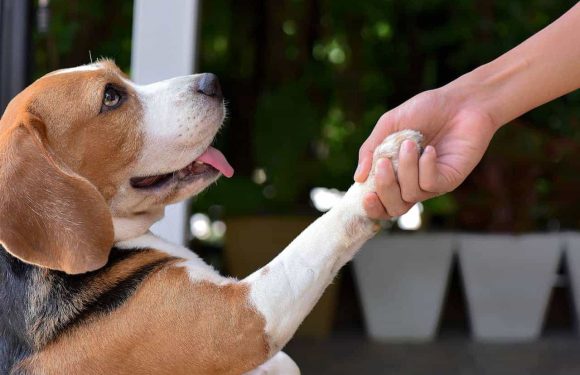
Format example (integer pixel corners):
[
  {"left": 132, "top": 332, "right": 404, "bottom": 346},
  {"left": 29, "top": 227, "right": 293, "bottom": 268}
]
[{"left": 0, "top": 113, "right": 114, "bottom": 274}]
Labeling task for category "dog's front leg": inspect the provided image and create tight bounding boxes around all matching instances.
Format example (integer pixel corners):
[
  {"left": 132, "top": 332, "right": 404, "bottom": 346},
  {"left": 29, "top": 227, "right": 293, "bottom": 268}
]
[
  {"left": 244, "top": 187, "right": 377, "bottom": 353},
  {"left": 245, "top": 130, "right": 423, "bottom": 356}
]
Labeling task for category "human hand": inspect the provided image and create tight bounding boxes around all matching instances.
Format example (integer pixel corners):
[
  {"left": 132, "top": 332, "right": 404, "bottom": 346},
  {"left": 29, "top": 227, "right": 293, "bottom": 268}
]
[
  {"left": 355, "top": 86, "right": 498, "bottom": 219},
  {"left": 355, "top": 3, "right": 580, "bottom": 220}
]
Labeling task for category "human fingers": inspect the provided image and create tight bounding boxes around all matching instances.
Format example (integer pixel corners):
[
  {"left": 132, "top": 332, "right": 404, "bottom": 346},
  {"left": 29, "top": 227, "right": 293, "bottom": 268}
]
[{"left": 374, "top": 158, "right": 413, "bottom": 217}]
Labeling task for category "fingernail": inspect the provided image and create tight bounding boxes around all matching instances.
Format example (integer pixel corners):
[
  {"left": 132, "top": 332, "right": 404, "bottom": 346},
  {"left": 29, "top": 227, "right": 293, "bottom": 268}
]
[
  {"left": 403, "top": 140, "right": 415, "bottom": 153},
  {"left": 422, "top": 145, "right": 435, "bottom": 158}
]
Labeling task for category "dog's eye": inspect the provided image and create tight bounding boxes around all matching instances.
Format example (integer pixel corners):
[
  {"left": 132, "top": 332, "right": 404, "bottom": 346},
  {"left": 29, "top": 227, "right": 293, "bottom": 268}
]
[{"left": 101, "top": 86, "right": 123, "bottom": 112}]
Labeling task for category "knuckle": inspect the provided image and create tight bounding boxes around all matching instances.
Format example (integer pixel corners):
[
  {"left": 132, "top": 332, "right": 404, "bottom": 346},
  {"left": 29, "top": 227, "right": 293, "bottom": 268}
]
[
  {"left": 376, "top": 174, "right": 395, "bottom": 190},
  {"left": 420, "top": 180, "right": 437, "bottom": 192},
  {"left": 401, "top": 191, "right": 418, "bottom": 203},
  {"left": 366, "top": 204, "right": 386, "bottom": 220}
]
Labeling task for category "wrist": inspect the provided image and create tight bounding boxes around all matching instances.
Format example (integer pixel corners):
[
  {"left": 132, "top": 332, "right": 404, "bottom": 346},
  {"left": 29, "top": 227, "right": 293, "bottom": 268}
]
[
  {"left": 442, "top": 57, "right": 529, "bottom": 132},
  {"left": 437, "top": 69, "right": 501, "bottom": 134},
  {"left": 441, "top": 3, "right": 580, "bottom": 130}
]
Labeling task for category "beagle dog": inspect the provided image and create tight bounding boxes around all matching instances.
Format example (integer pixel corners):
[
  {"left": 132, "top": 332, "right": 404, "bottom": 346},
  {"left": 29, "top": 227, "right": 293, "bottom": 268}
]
[{"left": 0, "top": 60, "right": 422, "bottom": 375}]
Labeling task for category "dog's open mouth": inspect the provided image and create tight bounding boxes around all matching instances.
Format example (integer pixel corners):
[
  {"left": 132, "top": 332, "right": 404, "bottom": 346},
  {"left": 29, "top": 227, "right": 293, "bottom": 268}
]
[{"left": 130, "top": 147, "right": 234, "bottom": 189}]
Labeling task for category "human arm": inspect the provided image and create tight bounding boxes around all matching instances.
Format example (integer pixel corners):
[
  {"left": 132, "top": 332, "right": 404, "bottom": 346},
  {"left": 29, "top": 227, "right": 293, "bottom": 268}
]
[{"left": 355, "top": 2, "right": 580, "bottom": 219}]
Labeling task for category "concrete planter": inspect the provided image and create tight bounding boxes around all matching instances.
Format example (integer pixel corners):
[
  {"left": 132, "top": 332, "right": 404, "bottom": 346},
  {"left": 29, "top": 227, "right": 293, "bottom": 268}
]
[
  {"left": 459, "top": 234, "right": 561, "bottom": 341},
  {"left": 563, "top": 233, "right": 580, "bottom": 334},
  {"left": 353, "top": 234, "right": 454, "bottom": 342}
]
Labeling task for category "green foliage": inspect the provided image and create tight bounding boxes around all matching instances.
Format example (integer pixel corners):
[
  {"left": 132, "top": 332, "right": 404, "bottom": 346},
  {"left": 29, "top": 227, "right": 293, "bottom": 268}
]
[
  {"left": 30, "top": 0, "right": 579, "bottom": 230},
  {"left": 32, "top": 0, "right": 133, "bottom": 79},
  {"left": 195, "top": 0, "right": 579, "bottom": 231},
  {"left": 254, "top": 82, "right": 321, "bottom": 205}
]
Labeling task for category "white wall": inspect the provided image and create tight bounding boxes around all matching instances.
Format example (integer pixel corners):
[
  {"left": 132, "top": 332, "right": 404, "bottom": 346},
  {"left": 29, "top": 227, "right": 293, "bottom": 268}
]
[{"left": 131, "top": 0, "right": 201, "bottom": 244}]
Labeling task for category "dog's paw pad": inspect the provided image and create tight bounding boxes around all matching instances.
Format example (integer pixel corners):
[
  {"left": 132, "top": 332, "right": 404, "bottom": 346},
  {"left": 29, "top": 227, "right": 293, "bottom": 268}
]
[{"left": 373, "top": 130, "right": 423, "bottom": 173}]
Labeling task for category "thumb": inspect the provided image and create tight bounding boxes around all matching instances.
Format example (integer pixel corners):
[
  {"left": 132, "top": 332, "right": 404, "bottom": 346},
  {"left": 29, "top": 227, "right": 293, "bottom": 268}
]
[
  {"left": 355, "top": 112, "right": 399, "bottom": 182},
  {"left": 354, "top": 148, "right": 373, "bottom": 182}
]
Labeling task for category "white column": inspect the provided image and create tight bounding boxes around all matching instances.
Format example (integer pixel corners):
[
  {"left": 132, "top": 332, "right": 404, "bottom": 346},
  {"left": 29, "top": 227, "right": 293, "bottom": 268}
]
[{"left": 131, "top": 0, "right": 201, "bottom": 244}]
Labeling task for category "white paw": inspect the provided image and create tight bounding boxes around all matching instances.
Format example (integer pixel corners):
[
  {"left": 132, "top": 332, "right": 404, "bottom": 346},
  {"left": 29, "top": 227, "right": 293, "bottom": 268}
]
[
  {"left": 364, "top": 129, "right": 424, "bottom": 192},
  {"left": 343, "top": 130, "right": 423, "bottom": 219}
]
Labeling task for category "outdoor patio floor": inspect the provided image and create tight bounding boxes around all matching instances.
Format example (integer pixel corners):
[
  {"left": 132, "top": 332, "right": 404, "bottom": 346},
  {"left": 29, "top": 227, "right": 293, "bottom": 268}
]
[{"left": 285, "top": 334, "right": 580, "bottom": 375}]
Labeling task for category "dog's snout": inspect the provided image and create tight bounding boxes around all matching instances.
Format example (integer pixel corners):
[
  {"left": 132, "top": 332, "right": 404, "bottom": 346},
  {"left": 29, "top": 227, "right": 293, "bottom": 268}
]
[{"left": 196, "top": 73, "right": 222, "bottom": 99}]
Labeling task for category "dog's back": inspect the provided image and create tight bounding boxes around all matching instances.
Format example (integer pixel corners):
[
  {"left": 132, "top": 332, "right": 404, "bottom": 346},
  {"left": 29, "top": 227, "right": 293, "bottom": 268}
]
[{"left": 0, "top": 246, "right": 173, "bottom": 374}]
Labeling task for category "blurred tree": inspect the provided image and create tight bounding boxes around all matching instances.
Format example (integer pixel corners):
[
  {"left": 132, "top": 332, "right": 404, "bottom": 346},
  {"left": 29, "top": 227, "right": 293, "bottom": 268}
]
[
  {"left": 30, "top": 0, "right": 580, "bottom": 232},
  {"left": 31, "top": 0, "right": 133, "bottom": 79},
  {"left": 195, "top": 0, "right": 579, "bottom": 232}
]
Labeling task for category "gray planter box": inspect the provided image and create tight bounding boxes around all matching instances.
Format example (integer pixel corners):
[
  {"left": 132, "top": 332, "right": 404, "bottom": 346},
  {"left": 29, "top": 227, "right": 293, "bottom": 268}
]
[
  {"left": 459, "top": 234, "right": 561, "bottom": 341},
  {"left": 563, "top": 233, "right": 580, "bottom": 334},
  {"left": 353, "top": 234, "right": 454, "bottom": 342}
]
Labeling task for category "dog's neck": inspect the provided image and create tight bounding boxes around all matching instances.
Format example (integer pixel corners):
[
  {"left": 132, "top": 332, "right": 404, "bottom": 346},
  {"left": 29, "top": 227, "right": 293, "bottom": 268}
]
[{"left": 112, "top": 208, "right": 165, "bottom": 242}]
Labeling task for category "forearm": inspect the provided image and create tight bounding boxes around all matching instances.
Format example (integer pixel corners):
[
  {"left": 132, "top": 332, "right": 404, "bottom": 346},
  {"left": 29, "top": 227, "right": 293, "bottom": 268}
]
[{"left": 449, "top": 3, "right": 580, "bottom": 129}]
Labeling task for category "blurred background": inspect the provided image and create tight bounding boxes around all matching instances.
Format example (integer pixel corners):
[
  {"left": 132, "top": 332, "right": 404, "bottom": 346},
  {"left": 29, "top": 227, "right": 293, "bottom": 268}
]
[{"left": 1, "top": 0, "right": 579, "bottom": 373}]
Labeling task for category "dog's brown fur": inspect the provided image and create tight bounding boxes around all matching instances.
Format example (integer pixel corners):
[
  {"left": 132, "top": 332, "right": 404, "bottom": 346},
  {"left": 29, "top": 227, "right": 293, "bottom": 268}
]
[
  {"left": 0, "top": 61, "right": 270, "bottom": 374},
  {"left": 0, "top": 61, "right": 142, "bottom": 274},
  {"left": 18, "top": 267, "right": 268, "bottom": 375}
]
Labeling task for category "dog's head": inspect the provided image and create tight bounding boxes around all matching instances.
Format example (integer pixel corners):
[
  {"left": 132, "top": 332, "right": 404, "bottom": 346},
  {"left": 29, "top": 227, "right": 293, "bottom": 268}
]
[{"left": 0, "top": 60, "right": 232, "bottom": 274}]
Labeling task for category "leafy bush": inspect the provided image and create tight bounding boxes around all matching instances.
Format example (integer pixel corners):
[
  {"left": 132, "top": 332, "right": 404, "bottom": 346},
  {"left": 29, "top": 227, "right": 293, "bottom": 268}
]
[
  {"left": 31, "top": 0, "right": 580, "bottom": 231},
  {"left": 194, "top": 0, "right": 579, "bottom": 232}
]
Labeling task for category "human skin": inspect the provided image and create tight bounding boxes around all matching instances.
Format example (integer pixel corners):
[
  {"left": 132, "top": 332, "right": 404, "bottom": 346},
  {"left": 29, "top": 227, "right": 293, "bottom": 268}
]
[{"left": 355, "top": 2, "right": 580, "bottom": 219}]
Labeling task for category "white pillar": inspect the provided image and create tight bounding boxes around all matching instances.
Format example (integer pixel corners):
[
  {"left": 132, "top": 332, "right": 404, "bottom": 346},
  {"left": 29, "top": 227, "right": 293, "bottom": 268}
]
[{"left": 131, "top": 0, "right": 201, "bottom": 244}]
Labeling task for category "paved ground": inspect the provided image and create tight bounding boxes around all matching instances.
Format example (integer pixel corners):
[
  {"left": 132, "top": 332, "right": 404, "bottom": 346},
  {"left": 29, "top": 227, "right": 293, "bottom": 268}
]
[{"left": 285, "top": 334, "right": 580, "bottom": 375}]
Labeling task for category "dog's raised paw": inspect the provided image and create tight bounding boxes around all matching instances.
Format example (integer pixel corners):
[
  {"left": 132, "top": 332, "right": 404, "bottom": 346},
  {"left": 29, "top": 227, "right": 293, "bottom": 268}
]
[
  {"left": 372, "top": 129, "right": 423, "bottom": 175},
  {"left": 343, "top": 129, "right": 424, "bottom": 219}
]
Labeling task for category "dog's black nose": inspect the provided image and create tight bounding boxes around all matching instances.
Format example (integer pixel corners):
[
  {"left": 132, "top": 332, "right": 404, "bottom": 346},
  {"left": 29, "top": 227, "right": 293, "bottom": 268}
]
[{"left": 196, "top": 73, "right": 223, "bottom": 99}]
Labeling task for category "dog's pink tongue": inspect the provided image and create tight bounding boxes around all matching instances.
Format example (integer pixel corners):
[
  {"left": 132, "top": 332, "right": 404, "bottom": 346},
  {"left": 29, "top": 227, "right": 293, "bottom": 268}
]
[{"left": 197, "top": 147, "right": 234, "bottom": 177}]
